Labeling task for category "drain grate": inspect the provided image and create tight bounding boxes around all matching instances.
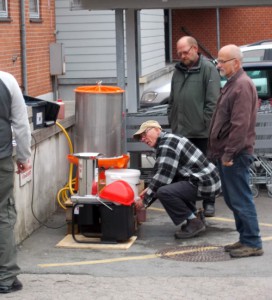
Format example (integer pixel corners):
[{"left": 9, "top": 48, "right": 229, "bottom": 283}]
[{"left": 156, "top": 245, "right": 232, "bottom": 262}]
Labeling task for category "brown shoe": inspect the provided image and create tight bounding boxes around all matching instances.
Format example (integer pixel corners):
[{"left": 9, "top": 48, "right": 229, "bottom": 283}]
[
  {"left": 224, "top": 241, "right": 243, "bottom": 252},
  {"left": 230, "top": 246, "right": 264, "bottom": 258},
  {"left": 196, "top": 208, "right": 208, "bottom": 227},
  {"left": 175, "top": 218, "right": 205, "bottom": 239}
]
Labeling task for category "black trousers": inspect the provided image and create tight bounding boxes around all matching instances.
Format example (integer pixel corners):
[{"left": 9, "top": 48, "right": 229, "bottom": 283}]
[
  {"left": 188, "top": 138, "right": 215, "bottom": 206},
  {"left": 156, "top": 181, "right": 200, "bottom": 226}
]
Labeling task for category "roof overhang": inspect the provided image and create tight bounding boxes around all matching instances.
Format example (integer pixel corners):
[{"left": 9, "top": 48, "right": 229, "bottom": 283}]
[{"left": 70, "top": 0, "right": 272, "bottom": 10}]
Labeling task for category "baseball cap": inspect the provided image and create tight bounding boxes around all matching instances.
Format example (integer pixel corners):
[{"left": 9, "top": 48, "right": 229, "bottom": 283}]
[{"left": 133, "top": 120, "right": 162, "bottom": 139}]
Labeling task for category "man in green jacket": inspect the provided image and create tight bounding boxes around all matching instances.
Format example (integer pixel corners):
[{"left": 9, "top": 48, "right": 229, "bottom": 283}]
[{"left": 167, "top": 36, "right": 221, "bottom": 217}]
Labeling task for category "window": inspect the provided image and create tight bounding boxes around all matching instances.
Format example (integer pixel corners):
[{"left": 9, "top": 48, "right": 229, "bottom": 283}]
[
  {"left": 242, "top": 49, "right": 265, "bottom": 62},
  {"left": 29, "top": 0, "right": 40, "bottom": 19},
  {"left": 220, "top": 67, "right": 272, "bottom": 100},
  {"left": 0, "top": 0, "right": 8, "bottom": 18}
]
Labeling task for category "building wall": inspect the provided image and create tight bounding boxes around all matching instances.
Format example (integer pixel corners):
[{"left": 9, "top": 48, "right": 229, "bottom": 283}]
[
  {"left": 172, "top": 7, "right": 272, "bottom": 60},
  {"left": 14, "top": 124, "right": 73, "bottom": 244},
  {"left": 0, "top": 2, "right": 23, "bottom": 85},
  {"left": 25, "top": 0, "right": 56, "bottom": 97},
  {"left": 219, "top": 7, "right": 272, "bottom": 46},
  {"left": 139, "top": 9, "right": 165, "bottom": 75},
  {"left": 56, "top": 0, "right": 166, "bottom": 100},
  {"left": 0, "top": 0, "right": 55, "bottom": 97}
]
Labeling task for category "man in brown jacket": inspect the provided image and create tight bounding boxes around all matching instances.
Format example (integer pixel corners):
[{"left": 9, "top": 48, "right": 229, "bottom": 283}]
[{"left": 208, "top": 44, "right": 263, "bottom": 258}]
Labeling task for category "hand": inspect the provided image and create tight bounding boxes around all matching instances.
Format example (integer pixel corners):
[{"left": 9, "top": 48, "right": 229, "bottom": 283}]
[
  {"left": 16, "top": 160, "right": 31, "bottom": 174},
  {"left": 139, "top": 187, "right": 148, "bottom": 198},
  {"left": 135, "top": 197, "right": 145, "bottom": 210},
  {"left": 222, "top": 160, "right": 233, "bottom": 167}
]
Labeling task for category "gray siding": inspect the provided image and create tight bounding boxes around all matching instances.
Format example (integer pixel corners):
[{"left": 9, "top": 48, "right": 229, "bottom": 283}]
[
  {"left": 56, "top": 1, "right": 117, "bottom": 79},
  {"left": 139, "top": 9, "right": 166, "bottom": 76},
  {"left": 56, "top": 1, "right": 165, "bottom": 80}
]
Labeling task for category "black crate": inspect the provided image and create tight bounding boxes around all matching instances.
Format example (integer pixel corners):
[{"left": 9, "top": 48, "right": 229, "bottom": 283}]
[
  {"left": 100, "top": 204, "right": 135, "bottom": 242},
  {"left": 24, "top": 95, "right": 60, "bottom": 128},
  {"left": 24, "top": 97, "right": 46, "bottom": 129}
]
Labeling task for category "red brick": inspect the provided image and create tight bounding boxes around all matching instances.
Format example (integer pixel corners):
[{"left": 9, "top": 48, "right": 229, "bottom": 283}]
[{"left": 0, "top": 0, "right": 55, "bottom": 96}]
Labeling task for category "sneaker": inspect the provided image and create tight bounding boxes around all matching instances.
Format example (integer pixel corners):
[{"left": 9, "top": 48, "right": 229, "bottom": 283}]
[
  {"left": 224, "top": 241, "right": 243, "bottom": 252},
  {"left": 230, "top": 246, "right": 264, "bottom": 258},
  {"left": 175, "top": 218, "right": 206, "bottom": 239},
  {"left": 203, "top": 203, "right": 215, "bottom": 217},
  {"left": 0, "top": 277, "right": 23, "bottom": 294}
]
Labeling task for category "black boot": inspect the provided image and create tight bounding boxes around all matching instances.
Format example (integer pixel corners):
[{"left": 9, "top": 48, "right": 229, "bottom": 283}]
[{"left": 203, "top": 203, "right": 215, "bottom": 217}]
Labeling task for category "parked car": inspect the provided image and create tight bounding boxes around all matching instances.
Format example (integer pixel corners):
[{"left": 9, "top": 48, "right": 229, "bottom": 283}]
[
  {"left": 243, "top": 39, "right": 272, "bottom": 46},
  {"left": 140, "top": 61, "right": 272, "bottom": 109},
  {"left": 140, "top": 82, "right": 171, "bottom": 108},
  {"left": 238, "top": 61, "right": 272, "bottom": 112},
  {"left": 240, "top": 44, "right": 272, "bottom": 62}
]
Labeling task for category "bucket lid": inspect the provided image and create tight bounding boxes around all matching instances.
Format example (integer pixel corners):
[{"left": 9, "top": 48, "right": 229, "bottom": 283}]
[
  {"left": 99, "top": 180, "right": 134, "bottom": 206},
  {"left": 105, "top": 168, "right": 141, "bottom": 177},
  {"left": 74, "top": 85, "right": 124, "bottom": 94}
]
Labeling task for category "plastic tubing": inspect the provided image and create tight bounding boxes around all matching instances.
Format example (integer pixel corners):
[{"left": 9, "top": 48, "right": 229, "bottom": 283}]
[{"left": 55, "top": 121, "right": 76, "bottom": 210}]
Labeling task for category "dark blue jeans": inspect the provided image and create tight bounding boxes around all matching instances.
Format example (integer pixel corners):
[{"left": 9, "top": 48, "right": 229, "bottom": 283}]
[{"left": 217, "top": 153, "right": 262, "bottom": 248}]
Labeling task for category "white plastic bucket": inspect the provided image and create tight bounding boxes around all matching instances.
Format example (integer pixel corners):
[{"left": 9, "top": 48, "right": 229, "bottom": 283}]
[{"left": 105, "top": 169, "right": 141, "bottom": 199}]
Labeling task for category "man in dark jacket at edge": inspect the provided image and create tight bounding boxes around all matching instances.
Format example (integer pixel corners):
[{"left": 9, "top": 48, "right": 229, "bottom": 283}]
[
  {"left": 167, "top": 36, "right": 221, "bottom": 217},
  {"left": 134, "top": 120, "right": 221, "bottom": 239},
  {"left": 208, "top": 44, "right": 263, "bottom": 258},
  {"left": 0, "top": 71, "right": 31, "bottom": 293}
]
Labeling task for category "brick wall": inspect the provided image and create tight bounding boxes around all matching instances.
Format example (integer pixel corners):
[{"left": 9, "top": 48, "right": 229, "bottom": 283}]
[
  {"left": 172, "top": 7, "right": 272, "bottom": 60},
  {"left": 0, "top": 2, "right": 22, "bottom": 84},
  {"left": 0, "top": 0, "right": 55, "bottom": 96}
]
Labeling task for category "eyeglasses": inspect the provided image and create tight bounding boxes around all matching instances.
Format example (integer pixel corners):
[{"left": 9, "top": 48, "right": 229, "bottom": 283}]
[
  {"left": 216, "top": 58, "right": 236, "bottom": 65},
  {"left": 141, "top": 127, "right": 153, "bottom": 139},
  {"left": 177, "top": 46, "right": 193, "bottom": 57}
]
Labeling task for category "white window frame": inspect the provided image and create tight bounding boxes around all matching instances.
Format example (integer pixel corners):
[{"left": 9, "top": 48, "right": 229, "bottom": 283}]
[
  {"left": 0, "top": 0, "right": 8, "bottom": 18},
  {"left": 29, "top": 0, "right": 40, "bottom": 19}
]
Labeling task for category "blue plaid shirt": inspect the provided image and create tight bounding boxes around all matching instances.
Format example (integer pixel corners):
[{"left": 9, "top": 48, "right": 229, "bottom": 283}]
[{"left": 144, "top": 132, "right": 221, "bottom": 207}]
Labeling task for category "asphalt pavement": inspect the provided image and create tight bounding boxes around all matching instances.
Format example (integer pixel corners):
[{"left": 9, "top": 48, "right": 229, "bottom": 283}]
[{"left": 6, "top": 187, "right": 272, "bottom": 299}]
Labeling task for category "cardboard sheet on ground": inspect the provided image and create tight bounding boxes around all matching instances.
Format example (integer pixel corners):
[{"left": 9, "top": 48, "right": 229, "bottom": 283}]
[{"left": 56, "top": 234, "right": 137, "bottom": 250}]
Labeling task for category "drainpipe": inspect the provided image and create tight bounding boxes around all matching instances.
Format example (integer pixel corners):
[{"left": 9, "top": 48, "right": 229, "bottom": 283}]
[
  {"left": 216, "top": 8, "right": 220, "bottom": 51},
  {"left": 20, "top": 0, "right": 28, "bottom": 95}
]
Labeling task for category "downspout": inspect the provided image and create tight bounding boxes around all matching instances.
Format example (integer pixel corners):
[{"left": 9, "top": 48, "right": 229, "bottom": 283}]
[
  {"left": 216, "top": 8, "right": 220, "bottom": 51},
  {"left": 20, "top": 0, "right": 28, "bottom": 95}
]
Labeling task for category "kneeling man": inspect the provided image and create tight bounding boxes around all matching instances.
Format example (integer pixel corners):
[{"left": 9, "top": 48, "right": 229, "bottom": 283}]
[{"left": 134, "top": 120, "right": 221, "bottom": 239}]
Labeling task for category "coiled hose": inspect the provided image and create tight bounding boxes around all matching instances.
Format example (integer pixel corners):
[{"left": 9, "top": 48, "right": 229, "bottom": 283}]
[{"left": 55, "top": 121, "right": 76, "bottom": 210}]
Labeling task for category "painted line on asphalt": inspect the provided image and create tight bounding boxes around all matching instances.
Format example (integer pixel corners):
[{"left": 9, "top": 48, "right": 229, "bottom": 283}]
[
  {"left": 38, "top": 246, "right": 220, "bottom": 268},
  {"left": 38, "top": 209, "right": 272, "bottom": 269},
  {"left": 211, "top": 217, "right": 272, "bottom": 228},
  {"left": 148, "top": 207, "right": 272, "bottom": 227},
  {"left": 148, "top": 207, "right": 165, "bottom": 212}
]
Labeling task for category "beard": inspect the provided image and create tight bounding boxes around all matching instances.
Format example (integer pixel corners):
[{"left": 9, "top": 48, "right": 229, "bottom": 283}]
[{"left": 219, "top": 69, "right": 226, "bottom": 77}]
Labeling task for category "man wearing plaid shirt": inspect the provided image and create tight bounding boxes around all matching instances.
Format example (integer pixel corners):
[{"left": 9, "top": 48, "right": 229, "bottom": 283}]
[{"left": 134, "top": 120, "right": 221, "bottom": 239}]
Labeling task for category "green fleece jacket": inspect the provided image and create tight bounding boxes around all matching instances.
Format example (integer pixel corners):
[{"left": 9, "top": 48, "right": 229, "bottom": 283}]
[{"left": 167, "top": 55, "right": 221, "bottom": 138}]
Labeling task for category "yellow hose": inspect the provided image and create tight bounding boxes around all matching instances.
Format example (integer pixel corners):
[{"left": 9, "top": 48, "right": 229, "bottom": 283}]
[{"left": 55, "top": 121, "right": 77, "bottom": 210}]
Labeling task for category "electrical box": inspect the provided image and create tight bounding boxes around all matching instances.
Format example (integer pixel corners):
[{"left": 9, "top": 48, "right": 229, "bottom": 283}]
[{"left": 49, "top": 43, "right": 65, "bottom": 75}]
